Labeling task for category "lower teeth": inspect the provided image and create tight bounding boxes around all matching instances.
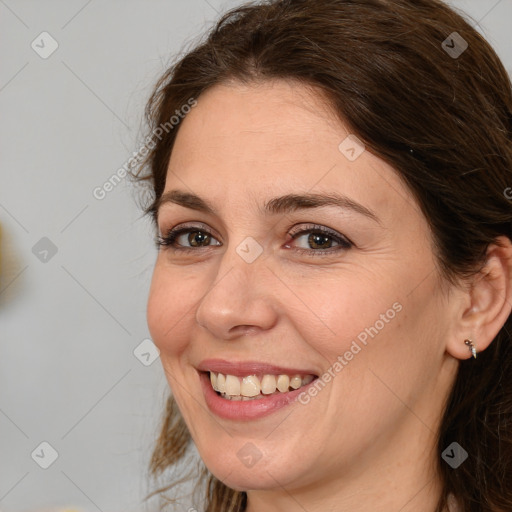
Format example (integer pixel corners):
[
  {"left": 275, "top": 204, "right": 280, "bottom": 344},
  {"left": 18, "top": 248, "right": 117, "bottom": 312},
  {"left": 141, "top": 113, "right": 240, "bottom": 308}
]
[{"left": 219, "top": 392, "right": 265, "bottom": 400}]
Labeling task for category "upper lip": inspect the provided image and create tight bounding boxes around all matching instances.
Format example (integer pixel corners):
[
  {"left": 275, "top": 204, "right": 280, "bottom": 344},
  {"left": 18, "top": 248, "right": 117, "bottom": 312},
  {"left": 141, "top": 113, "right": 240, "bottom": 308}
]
[{"left": 197, "top": 358, "right": 319, "bottom": 377}]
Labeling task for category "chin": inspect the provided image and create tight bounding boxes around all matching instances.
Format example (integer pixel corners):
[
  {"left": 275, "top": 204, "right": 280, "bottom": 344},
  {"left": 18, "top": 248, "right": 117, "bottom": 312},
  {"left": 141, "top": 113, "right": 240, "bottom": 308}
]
[
  {"left": 196, "top": 436, "right": 316, "bottom": 493},
  {"left": 205, "top": 460, "right": 292, "bottom": 492}
]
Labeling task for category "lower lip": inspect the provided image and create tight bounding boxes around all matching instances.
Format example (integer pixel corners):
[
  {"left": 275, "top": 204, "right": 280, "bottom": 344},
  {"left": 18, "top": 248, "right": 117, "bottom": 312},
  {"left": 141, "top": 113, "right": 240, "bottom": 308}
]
[{"left": 199, "top": 372, "right": 317, "bottom": 421}]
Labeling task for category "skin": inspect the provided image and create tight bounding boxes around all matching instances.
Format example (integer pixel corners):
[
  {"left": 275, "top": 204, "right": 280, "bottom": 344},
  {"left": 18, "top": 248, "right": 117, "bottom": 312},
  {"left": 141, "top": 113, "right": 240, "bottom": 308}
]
[{"left": 146, "top": 79, "right": 512, "bottom": 512}]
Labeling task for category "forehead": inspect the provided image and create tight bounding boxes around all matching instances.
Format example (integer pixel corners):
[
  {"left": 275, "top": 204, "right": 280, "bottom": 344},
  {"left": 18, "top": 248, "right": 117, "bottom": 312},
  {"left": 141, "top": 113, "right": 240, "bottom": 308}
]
[
  {"left": 164, "top": 80, "right": 418, "bottom": 226},
  {"left": 175, "top": 80, "right": 341, "bottom": 157}
]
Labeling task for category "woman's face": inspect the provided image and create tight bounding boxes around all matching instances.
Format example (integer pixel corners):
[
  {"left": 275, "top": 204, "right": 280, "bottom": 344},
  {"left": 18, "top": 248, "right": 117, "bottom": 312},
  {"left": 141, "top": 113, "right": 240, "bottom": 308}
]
[{"left": 147, "top": 80, "right": 457, "bottom": 498}]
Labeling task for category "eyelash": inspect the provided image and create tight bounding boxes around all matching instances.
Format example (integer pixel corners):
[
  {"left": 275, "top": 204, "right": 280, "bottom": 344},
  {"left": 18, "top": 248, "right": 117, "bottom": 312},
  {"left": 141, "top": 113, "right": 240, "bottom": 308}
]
[{"left": 155, "top": 223, "right": 353, "bottom": 258}]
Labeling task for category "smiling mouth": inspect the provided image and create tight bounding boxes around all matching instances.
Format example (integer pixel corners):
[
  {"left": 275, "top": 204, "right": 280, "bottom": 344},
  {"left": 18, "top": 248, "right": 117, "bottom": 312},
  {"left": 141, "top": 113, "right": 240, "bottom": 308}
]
[{"left": 207, "top": 371, "right": 317, "bottom": 400}]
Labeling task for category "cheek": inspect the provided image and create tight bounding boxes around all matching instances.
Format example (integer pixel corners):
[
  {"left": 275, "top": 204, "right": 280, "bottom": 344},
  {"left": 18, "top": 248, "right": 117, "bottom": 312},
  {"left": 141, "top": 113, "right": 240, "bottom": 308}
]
[
  {"left": 146, "top": 264, "right": 197, "bottom": 355},
  {"left": 290, "top": 271, "right": 403, "bottom": 357}
]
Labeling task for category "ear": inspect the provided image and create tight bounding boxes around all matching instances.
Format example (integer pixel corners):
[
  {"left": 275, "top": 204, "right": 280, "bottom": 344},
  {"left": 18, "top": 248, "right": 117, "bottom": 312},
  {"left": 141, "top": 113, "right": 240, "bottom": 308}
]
[{"left": 447, "top": 236, "right": 512, "bottom": 360}]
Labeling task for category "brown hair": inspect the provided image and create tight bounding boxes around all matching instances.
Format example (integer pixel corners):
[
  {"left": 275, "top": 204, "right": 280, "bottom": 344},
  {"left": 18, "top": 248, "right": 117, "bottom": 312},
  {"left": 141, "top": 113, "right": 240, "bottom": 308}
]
[{"left": 131, "top": 1, "right": 512, "bottom": 510}]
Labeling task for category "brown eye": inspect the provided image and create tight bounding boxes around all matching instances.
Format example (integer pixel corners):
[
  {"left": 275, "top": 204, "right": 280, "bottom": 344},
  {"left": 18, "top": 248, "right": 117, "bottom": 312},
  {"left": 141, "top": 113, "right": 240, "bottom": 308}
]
[
  {"left": 286, "top": 224, "right": 352, "bottom": 257},
  {"left": 155, "top": 225, "right": 221, "bottom": 251},
  {"left": 185, "top": 230, "right": 212, "bottom": 247}
]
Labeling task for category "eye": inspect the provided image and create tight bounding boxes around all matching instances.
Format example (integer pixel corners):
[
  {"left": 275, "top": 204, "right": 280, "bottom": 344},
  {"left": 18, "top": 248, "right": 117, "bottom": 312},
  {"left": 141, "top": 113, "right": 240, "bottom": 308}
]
[
  {"left": 155, "top": 222, "right": 353, "bottom": 258},
  {"left": 155, "top": 223, "right": 221, "bottom": 253},
  {"left": 285, "top": 224, "right": 353, "bottom": 257}
]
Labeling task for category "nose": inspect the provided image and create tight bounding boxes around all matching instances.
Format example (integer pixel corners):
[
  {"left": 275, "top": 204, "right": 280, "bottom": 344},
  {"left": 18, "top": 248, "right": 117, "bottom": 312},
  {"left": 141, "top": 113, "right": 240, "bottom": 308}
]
[{"left": 194, "top": 248, "right": 278, "bottom": 340}]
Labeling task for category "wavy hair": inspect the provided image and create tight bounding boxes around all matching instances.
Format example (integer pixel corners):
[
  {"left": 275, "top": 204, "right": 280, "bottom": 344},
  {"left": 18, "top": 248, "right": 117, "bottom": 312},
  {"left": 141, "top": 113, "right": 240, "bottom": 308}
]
[{"left": 132, "top": 1, "right": 512, "bottom": 510}]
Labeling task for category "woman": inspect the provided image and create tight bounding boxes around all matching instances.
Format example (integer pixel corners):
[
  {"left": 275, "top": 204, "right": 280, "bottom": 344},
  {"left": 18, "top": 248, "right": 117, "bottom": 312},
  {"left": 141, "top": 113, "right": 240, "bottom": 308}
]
[{"left": 132, "top": 0, "right": 512, "bottom": 510}]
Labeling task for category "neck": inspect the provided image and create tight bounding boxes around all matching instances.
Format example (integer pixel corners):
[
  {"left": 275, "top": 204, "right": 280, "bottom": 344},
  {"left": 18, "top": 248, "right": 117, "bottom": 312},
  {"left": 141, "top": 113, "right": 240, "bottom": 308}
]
[{"left": 246, "top": 476, "right": 443, "bottom": 512}]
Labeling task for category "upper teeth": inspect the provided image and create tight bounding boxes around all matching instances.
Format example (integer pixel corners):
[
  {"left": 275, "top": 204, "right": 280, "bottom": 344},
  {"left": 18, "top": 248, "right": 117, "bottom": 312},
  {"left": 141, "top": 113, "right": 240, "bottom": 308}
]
[{"left": 209, "top": 372, "right": 314, "bottom": 398}]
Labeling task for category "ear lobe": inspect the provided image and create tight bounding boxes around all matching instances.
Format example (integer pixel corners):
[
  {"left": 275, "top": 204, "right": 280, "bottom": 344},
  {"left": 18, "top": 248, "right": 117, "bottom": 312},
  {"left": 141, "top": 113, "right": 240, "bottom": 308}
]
[{"left": 446, "top": 236, "right": 512, "bottom": 360}]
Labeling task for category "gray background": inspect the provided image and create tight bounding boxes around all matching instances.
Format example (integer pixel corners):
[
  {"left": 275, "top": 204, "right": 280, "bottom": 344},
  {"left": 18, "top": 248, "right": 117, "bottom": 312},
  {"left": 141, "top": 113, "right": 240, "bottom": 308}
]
[{"left": 1, "top": 1, "right": 511, "bottom": 511}]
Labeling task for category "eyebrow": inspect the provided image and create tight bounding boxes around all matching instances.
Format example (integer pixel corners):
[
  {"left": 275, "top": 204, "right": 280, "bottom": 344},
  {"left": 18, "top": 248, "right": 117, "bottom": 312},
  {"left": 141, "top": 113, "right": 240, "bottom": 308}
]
[{"left": 154, "top": 189, "right": 380, "bottom": 223}]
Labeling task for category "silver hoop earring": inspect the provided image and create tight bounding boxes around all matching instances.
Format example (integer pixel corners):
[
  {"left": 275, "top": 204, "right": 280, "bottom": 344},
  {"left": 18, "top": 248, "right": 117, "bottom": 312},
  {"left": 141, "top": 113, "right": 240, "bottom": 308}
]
[{"left": 464, "top": 339, "right": 477, "bottom": 359}]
